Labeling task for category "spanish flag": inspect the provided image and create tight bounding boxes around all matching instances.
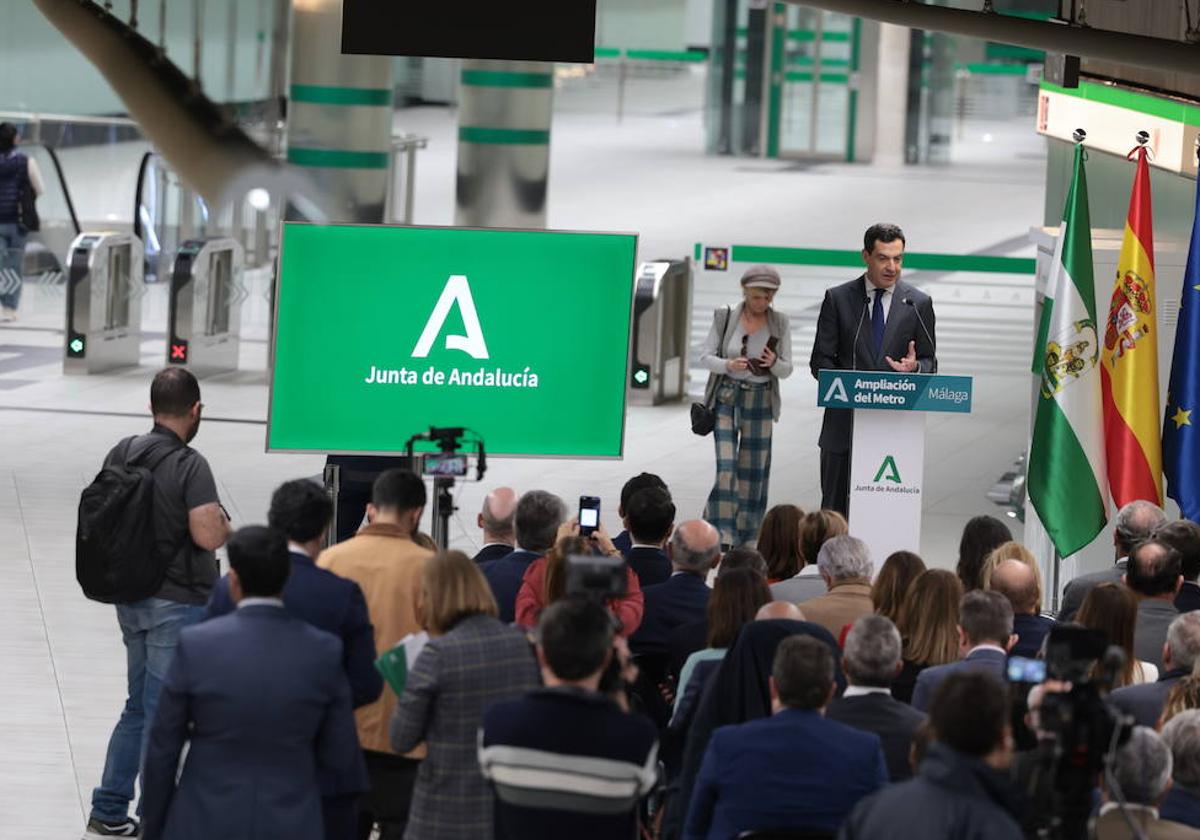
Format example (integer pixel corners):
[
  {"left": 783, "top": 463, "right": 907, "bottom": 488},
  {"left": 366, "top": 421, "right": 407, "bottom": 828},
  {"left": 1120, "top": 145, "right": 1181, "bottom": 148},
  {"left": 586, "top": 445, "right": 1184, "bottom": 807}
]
[{"left": 1101, "top": 144, "right": 1163, "bottom": 506}]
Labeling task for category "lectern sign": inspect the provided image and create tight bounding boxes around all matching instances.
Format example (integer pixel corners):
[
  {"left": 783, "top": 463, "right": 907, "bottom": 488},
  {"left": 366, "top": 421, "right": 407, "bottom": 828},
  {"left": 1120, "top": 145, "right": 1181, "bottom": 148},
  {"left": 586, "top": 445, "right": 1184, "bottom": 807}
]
[{"left": 817, "top": 370, "right": 973, "bottom": 413}]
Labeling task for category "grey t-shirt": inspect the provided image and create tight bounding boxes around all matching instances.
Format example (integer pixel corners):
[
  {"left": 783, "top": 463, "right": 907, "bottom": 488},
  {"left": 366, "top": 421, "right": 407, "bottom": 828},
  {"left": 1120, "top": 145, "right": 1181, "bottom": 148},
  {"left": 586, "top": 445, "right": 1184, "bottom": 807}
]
[
  {"left": 723, "top": 322, "right": 771, "bottom": 383},
  {"left": 104, "top": 426, "right": 220, "bottom": 605}
]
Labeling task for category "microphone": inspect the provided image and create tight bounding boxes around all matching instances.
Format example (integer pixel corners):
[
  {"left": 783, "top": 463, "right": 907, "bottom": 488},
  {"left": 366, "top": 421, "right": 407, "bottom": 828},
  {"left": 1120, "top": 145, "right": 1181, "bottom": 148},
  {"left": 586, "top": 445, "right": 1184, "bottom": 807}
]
[
  {"left": 902, "top": 297, "right": 937, "bottom": 373},
  {"left": 850, "top": 295, "right": 870, "bottom": 372}
]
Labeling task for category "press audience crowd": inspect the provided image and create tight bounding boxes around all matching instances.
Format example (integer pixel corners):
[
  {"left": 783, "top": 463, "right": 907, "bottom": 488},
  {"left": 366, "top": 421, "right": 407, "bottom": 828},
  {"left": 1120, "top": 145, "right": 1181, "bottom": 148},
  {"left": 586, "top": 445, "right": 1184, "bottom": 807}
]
[{"left": 84, "top": 372, "right": 1200, "bottom": 840}]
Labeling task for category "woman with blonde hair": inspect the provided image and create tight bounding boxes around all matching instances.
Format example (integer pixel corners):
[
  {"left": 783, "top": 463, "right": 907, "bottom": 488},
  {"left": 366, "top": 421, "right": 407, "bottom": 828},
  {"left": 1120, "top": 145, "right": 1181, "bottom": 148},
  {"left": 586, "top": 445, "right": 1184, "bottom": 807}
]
[
  {"left": 893, "top": 569, "right": 963, "bottom": 703},
  {"left": 771, "top": 509, "right": 848, "bottom": 604},
  {"left": 1076, "top": 583, "right": 1158, "bottom": 688},
  {"left": 391, "top": 551, "right": 540, "bottom": 839},
  {"left": 980, "top": 541, "right": 1043, "bottom": 604}
]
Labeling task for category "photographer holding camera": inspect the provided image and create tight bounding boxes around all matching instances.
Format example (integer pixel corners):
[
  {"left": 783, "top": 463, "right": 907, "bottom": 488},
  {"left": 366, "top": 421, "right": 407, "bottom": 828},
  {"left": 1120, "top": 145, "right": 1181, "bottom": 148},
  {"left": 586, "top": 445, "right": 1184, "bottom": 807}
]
[{"left": 514, "top": 521, "right": 645, "bottom": 636}]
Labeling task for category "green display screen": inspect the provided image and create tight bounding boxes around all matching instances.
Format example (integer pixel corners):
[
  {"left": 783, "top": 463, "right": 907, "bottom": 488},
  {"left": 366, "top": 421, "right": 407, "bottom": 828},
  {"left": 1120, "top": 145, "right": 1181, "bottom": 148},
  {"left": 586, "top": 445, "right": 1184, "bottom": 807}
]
[{"left": 268, "top": 223, "right": 638, "bottom": 457}]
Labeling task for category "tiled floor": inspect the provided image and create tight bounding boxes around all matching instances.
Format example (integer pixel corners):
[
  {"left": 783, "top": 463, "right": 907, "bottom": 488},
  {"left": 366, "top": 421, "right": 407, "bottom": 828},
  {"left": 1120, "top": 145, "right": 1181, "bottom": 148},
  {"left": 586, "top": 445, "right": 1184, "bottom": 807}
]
[{"left": 0, "top": 68, "right": 1045, "bottom": 837}]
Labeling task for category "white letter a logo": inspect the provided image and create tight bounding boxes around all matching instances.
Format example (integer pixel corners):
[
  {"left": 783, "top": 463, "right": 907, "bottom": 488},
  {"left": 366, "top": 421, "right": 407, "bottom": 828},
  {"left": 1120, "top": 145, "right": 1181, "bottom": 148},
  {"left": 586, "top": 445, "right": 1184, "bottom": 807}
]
[
  {"left": 411, "top": 275, "right": 490, "bottom": 359},
  {"left": 823, "top": 377, "right": 849, "bottom": 404}
]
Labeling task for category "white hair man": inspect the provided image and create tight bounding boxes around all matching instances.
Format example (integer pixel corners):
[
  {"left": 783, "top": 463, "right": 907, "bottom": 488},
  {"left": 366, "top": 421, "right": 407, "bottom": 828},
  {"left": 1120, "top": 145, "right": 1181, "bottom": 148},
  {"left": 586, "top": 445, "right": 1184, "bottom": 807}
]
[
  {"left": 1113, "top": 613, "right": 1200, "bottom": 728},
  {"left": 797, "top": 535, "right": 874, "bottom": 638},
  {"left": 1161, "top": 711, "right": 1200, "bottom": 830},
  {"left": 1059, "top": 500, "right": 1166, "bottom": 622},
  {"left": 1093, "top": 726, "right": 1192, "bottom": 839}
]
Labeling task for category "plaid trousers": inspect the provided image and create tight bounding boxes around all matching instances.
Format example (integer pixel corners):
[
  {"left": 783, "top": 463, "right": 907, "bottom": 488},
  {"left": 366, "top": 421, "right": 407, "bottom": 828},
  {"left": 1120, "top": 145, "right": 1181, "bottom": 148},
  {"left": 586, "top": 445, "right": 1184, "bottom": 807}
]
[{"left": 703, "top": 379, "right": 773, "bottom": 547}]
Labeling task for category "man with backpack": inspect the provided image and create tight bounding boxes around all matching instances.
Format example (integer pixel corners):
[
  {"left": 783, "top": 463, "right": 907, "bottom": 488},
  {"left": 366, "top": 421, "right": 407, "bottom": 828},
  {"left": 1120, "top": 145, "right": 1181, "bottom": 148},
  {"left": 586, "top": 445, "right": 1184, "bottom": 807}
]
[{"left": 80, "top": 368, "right": 230, "bottom": 838}]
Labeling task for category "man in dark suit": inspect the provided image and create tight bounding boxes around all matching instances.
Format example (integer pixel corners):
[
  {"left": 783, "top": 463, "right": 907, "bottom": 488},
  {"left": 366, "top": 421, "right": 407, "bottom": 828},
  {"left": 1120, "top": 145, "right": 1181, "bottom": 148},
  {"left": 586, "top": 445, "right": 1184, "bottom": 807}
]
[
  {"left": 1156, "top": 520, "right": 1200, "bottom": 614},
  {"left": 1058, "top": 500, "right": 1165, "bottom": 622},
  {"left": 1162, "top": 711, "right": 1200, "bottom": 830},
  {"left": 1127, "top": 539, "right": 1184, "bottom": 671},
  {"left": 685, "top": 634, "right": 888, "bottom": 837},
  {"left": 989, "top": 558, "right": 1054, "bottom": 659},
  {"left": 809, "top": 223, "right": 937, "bottom": 515},
  {"left": 481, "top": 489, "right": 566, "bottom": 623},
  {"left": 631, "top": 520, "right": 719, "bottom": 657},
  {"left": 622, "top": 486, "right": 676, "bottom": 587},
  {"left": 142, "top": 526, "right": 364, "bottom": 840},
  {"left": 913, "top": 590, "right": 1015, "bottom": 712},
  {"left": 472, "top": 486, "right": 518, "bottom": 564},
  {"left": 827, "top": 615, "right": 926, "bottom": 781},
  {"left": 1113, "top": 612, "right": 1200, "bottom": 727},
  {"left": 611, "top": 472, "right": 670, "bottom": 555},
  {"left": 205, "top": 479, "right": 380, "bottom": 840}
]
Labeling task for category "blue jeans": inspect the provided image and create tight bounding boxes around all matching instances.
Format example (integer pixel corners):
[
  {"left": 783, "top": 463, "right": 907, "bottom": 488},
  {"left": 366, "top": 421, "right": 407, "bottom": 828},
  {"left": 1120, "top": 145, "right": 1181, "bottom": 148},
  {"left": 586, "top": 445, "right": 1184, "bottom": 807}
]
[
  {"left": 89, "top": 598, "right": 206, "bottom": 823},
  {"left": 0, "top": 222, "right": 25, "bottom": 310}
]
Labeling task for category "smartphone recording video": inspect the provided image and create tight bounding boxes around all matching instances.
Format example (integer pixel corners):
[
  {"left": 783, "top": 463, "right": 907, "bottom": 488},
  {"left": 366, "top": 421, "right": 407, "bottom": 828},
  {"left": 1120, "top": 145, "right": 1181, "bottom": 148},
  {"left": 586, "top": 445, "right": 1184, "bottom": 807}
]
[{"left": 578, "top": 495, "right": 601, "bottom": 536}]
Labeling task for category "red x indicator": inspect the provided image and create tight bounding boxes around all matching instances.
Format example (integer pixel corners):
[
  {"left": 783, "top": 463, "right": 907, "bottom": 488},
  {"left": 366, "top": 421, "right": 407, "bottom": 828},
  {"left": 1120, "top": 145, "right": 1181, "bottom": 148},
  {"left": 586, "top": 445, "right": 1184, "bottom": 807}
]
[{"left": 170, "top": 343, "right": 188, "bottom": 361}]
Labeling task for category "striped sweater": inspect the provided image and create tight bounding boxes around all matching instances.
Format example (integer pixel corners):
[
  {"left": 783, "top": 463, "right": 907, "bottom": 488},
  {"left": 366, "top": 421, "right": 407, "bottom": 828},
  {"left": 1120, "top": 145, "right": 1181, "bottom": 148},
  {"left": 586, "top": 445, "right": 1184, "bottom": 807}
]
[{"left": 479, "top": 686, "right": 659, "bottom": 840}]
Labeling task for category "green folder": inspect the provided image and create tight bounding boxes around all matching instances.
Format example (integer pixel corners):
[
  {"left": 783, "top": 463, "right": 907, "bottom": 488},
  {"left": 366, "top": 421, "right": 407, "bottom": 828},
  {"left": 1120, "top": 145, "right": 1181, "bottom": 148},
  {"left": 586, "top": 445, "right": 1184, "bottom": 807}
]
[{"left": 374, "top": 632, "right": 429, "bottom": 696}]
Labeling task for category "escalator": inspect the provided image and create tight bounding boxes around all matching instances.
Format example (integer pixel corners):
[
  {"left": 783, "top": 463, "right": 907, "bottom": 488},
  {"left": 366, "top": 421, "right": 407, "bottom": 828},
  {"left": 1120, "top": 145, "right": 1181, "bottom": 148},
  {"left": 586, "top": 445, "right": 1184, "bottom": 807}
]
[{"left": 18, "top": 142, "right": 81, "bottom": 279}]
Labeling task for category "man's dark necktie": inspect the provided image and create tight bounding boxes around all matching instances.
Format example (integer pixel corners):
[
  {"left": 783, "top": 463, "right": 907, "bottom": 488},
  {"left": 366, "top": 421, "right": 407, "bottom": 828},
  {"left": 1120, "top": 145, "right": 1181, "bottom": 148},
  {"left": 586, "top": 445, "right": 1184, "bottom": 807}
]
[{"left": 872, "top": 287, "right": 886, "bottom": 355}]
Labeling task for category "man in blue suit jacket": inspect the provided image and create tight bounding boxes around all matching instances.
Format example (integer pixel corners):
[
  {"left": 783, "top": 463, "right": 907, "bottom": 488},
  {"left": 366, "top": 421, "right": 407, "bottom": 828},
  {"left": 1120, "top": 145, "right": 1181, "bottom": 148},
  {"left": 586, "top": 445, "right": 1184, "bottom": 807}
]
[
  {"left": 142, "top": 526, "right": 363, "bottom": 840},
  {"left": 685, "top": 634, "right": 887, "bottom": 839},
  {"left": 205, "top": 480, "right": 377, "bottom": 839},
  {"left": 622, "top": 486, "right": 676, "bottom": 587},
  {"left": 913, "top": 590, "right": 1015, "bottom": 713},
  {"left": 481, "top": 490, "right": 566, "bottom": 623},
  {"left": 631, "top": 520, "right": 718, "bottom": 656}
]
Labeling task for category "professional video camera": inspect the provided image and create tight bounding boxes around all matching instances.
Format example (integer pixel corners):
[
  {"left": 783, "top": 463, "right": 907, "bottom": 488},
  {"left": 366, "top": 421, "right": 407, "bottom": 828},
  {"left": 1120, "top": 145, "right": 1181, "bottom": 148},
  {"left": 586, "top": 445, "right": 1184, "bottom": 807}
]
[
  {"left": 404, "top": 426, "right": 486, "bottom": 550},
  {"left": 1010, "top": 625, "right": 1133, "bottom": 840},
  {"left": 565, "top": 554, "right": 628, "bottom": 603}
]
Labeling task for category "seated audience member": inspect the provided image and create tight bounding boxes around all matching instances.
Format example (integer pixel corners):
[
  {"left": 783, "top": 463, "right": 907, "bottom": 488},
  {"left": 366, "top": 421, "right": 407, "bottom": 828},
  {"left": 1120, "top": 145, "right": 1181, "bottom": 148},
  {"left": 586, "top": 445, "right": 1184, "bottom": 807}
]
[
  {"left": 390, "top": 550, "right": 540, "bottom": 839},
  {"left": 758, "top": 601, "right": 805, "bottom": 620},
  {"left": 912, "top": 590, "right": 1014, "bottom": 712},
  {"left": 1093, "top": 726, "right": 1200, "bottom": 839},
  {"left": 205, "top": 480, "right": 379, "bottom": 840},
  {"left": 840, "top": 671, "right": 1023, "bottom": 840},
  {"left": 1156, "top": 520, "right": 1200, "bottom": 614},
  {"left": 142, "top": 527, "right": 363, "bottom": 840},
  {"left": 623, "top": 486, "right": 677, "bottom": 587},
  {"left": 980, "top": 541, "right": 1044, "bottom": 596},
  {"left": 955, "top": 514, "right": 1013, "bottom": 592},
  {"left": 666, "top": 617, "right": 844, "bottom": 839},
  {"left": 1079, "top": 583, "right": 1159, "bottom": 687},
  {"left": 1127, "top": 539, "right": 1185, "bottom": 671},
  {"left": 772, "top": 509, "right": 848, "bottom": 603},
  {"left": 670, "top": 547, "right": 768, "bottom": 674},
  {"left": 613, "top": 472, "right": 670, "bottom": 554},
  {"left": 672, "top": 568, "right": 772, "bottom": 719},
  {"left": 1060, "top": 500, "right": 1167, "bottom": 622},
  {"left": 480, "top": 599, "right": 658, "bottom": 840},
  {"left": 482, "top": 489, "right": 567, "bottom": 623},
  {"left": 1162, "top": 711, "right": 1200, "bottom": 830},
  {"left": 893, "top": 569, "right": 963, "bottom": 703},
  {"left": 631, "top": 520, "right": 720, "bottom": 655},
  {"left": 685, "top": 635, "right": 886, "bottom": 838},
  {"left": 1113, "top": 613, "right": 1200, "bottom": 728},
  {"left": 872, "top": 551, "right": 926, "bottom": 626},
  {"left": 316, "top": 468, "right": 433, "bottom": 840},
  {"left": 827, "top": 615, "right": 927, "bottom": 781},
  {"left": 516, "top": 529, "right": 645, "bottom": 635},
  {"left": 472, "top": 487, "right": 518, "bottom": 565},
  {"left": 1162, "top": 663, "right": 1200, "bottom": 726},
  {"left": 799, "top": 535, "right": 875, "bottom": 638},
  {"left": 758, "top": 504, "right": 805, "bottom": 584},
  {"left": 988, "top": 558, "right": 1054, "bottom": 659}
]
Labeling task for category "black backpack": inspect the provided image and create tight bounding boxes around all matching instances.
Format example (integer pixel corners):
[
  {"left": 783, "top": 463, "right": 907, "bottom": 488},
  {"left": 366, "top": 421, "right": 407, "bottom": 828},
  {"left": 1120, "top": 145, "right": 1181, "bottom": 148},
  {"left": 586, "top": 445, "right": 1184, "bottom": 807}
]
[{"left": 76, "top": 435, "right": 181, "bottom": 604}]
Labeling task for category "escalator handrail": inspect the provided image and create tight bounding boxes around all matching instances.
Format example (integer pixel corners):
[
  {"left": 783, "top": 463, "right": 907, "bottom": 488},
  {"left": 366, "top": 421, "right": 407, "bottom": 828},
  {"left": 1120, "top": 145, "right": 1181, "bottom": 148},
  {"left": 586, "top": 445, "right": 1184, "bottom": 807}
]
[
  {"left": 132, "top": 150, "right": 154, "bottom": 242},
  {"left": 36, "top": 143, "right": 82, "bottom": 236}
]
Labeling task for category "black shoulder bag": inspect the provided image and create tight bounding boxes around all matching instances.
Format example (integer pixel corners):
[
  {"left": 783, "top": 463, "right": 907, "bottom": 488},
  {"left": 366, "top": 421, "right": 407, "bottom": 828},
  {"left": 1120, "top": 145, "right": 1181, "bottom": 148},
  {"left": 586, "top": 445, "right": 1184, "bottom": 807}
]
[{"left": 690, "top": 305, "right": 734, "bottom": 436}]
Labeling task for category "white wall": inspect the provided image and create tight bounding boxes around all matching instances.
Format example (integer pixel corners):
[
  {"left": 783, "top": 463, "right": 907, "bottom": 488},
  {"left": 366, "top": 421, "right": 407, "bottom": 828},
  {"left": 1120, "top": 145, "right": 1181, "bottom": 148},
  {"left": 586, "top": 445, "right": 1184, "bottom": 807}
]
[{"left": 1, "top": 0, "right": 274, "bottom": 115}]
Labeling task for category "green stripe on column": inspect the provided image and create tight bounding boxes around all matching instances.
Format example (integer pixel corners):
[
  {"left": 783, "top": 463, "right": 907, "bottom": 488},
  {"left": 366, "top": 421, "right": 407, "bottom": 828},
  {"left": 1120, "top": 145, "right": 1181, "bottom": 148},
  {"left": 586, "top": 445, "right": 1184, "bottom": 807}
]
[
  {"left": 728, "top": 245, "right": 1035, "bottom": 274},
  {"left": 458, "top": 127, "right": 551, "bottom": 145},
  {"left": 287, "top": 147, "right": 389, "bottom": 169},
  {"left": 461, "top": 70, "right": 553, "bottom": 88},
  {"left": 290, "top": 85, "right": 392, "bottom": 106}
]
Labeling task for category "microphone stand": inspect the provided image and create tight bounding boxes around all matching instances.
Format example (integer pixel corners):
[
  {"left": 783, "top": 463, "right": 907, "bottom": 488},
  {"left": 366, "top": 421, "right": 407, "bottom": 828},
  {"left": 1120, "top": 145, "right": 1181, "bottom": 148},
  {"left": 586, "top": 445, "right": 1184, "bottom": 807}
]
[{"left": 903, "top": 297, "right": 937, "bottom": 374}]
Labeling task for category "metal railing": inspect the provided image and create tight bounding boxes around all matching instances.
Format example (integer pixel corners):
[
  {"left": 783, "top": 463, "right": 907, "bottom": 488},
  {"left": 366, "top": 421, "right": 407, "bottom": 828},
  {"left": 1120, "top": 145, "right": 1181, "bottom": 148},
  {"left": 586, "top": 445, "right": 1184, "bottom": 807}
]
[{"left": 384, "top": 133, "right": 428, "bottom": 225}]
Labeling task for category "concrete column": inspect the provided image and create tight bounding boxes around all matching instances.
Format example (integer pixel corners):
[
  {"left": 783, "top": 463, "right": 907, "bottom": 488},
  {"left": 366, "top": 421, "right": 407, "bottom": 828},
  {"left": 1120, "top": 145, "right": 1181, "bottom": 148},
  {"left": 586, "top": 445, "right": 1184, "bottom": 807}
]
[
  {"left": 455, "top": 60, "right": 554, "bottom": 228},
  {"left": 873, "top": 22, "right": 910, "bottom": 167},
  {"left": 287, "top": 0, "right": 393, "bottom": 223}
]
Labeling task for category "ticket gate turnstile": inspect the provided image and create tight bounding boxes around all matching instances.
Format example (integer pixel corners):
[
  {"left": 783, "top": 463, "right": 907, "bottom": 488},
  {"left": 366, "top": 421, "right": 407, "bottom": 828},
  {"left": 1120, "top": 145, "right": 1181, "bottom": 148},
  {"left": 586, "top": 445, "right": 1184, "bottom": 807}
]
[
  {"left": 167, "top": 238, "right": 245, "bottom": 376},
  {"left": 628, "top": 258, "right": 693, "bottom": 405},
  {"left": 64, "top": 232, "right": 144, "bottom": 374}
]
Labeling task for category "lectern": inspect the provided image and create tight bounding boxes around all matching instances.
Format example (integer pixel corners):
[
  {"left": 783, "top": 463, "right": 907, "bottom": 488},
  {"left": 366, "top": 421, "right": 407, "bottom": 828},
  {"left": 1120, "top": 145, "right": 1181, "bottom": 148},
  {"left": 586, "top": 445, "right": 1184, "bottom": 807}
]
[{"left": 817, "top": 370, "right": 974, "bottom": 563}]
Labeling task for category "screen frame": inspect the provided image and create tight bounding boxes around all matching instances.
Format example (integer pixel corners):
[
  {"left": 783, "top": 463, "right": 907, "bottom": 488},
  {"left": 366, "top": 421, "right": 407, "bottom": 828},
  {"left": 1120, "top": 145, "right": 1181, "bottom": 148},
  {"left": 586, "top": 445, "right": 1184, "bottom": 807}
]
[{"left": 266, "top": 220, "right": 640, "bottom": 460}]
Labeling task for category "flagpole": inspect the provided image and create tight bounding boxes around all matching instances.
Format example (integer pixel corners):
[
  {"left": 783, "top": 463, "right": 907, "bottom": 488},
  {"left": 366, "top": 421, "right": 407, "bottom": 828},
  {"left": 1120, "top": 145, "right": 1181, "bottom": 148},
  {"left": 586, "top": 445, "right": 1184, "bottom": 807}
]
[{"left": 1052, "top": 548, "right": 1061, "bottom": 615}]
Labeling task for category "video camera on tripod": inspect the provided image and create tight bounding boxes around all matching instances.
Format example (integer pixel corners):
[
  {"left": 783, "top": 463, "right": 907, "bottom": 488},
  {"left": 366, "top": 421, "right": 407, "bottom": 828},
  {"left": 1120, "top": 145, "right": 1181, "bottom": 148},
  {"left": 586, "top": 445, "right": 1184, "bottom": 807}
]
[{"left": 404, "top": 426, "right": 487, "bottom": 550}]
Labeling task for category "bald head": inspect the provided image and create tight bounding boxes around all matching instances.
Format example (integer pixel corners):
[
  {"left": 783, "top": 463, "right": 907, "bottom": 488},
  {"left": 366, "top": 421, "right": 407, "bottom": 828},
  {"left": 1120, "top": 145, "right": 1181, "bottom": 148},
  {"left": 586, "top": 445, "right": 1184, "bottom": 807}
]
[
  {"left": 756, "top": 601, "right": 805, "bottom": 621},
  {"left": 990, "top": 559, "right": 1039, "bottom": 615},
  {"left": 670, "top": 519, "right": 721, "bottom": 575},
  {"left": 479, "top": 487, "right": 518, "bottom": 544}
]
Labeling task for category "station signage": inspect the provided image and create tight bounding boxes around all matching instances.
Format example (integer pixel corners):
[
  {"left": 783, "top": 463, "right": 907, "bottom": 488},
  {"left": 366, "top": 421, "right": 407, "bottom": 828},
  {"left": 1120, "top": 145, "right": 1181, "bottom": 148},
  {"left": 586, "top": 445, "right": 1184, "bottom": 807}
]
[{"left": 817, "top": 370, "right": 973, "bottom": 414}]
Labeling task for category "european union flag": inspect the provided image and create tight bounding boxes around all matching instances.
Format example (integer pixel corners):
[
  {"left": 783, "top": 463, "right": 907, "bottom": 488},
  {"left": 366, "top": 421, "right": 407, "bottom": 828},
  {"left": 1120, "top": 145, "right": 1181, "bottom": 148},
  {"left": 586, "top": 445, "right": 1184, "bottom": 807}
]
[{"left": 1164, "top": 174, "right": 1200, "bottom": 522}]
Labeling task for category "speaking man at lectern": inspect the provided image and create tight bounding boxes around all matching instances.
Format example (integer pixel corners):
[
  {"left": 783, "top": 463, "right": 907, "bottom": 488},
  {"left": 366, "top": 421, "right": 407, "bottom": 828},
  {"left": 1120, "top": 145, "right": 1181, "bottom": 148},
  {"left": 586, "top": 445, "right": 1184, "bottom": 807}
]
[{"left": 810, "top": 224, "right": 938, "bottom": 517}]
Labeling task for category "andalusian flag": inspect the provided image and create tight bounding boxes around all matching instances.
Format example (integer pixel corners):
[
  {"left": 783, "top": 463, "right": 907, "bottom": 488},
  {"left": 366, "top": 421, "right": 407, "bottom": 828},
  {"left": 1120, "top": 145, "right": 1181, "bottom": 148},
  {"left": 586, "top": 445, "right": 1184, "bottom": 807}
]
[
  {"left": 1163, "top": 168, "right": 1200, "bottom": 521},
  {"left": 1101, "top": 144, "right": 1163, "bottom": 507},
  {"left": 1029, "top": 144, "right": 1109, "bottom": 556}
]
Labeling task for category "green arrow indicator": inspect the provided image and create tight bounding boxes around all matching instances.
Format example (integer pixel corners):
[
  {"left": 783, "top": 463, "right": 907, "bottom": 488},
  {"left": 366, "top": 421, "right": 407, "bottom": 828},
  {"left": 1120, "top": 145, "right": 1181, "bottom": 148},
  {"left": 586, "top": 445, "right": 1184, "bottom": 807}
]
[{"left": 69, "top": 338, "right": 84, "bottom": 354}]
